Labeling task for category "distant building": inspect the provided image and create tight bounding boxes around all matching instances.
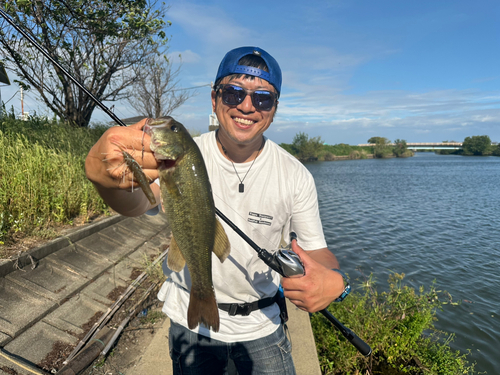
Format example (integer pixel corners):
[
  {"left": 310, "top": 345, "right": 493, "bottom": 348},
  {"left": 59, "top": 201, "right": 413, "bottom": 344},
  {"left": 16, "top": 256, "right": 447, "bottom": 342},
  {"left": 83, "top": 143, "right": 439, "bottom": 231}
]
[{"left": 209, "top": 113, "right": 219, "bottom": 132}]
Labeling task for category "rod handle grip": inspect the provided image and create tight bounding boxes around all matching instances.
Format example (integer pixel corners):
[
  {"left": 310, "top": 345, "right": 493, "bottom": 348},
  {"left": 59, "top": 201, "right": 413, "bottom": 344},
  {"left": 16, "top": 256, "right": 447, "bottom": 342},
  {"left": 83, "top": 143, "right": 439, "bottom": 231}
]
[
  {"left": 348, "top": 330, "right": 372, "bottom": 357},
  {"left": 319, "top": 309, "right": 372, "bottom": 357}
]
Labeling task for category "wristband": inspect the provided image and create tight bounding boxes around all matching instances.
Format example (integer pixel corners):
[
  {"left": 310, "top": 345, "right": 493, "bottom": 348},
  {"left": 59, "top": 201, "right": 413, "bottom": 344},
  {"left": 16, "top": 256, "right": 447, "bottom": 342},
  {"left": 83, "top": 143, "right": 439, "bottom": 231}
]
[{"left": 331, "top": 268, "right": 351, "bottom": 302}]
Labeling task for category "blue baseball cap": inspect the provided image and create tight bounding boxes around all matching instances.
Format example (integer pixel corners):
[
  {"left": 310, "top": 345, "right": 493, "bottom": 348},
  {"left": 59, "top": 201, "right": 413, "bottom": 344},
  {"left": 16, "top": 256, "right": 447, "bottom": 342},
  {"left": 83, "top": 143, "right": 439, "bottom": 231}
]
[{"left": 215, "top": 46, "right": 282, "bottom": 97}]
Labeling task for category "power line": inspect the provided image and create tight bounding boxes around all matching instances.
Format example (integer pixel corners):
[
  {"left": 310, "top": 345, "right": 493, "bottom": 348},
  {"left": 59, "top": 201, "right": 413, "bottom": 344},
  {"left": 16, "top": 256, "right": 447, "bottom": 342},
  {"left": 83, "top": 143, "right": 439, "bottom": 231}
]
[
  {"left": 171, "top": 83, "right": 212, "bottom": 92},
  {"left": 3, "top": 90, "right": 19, "bottom": 105}
]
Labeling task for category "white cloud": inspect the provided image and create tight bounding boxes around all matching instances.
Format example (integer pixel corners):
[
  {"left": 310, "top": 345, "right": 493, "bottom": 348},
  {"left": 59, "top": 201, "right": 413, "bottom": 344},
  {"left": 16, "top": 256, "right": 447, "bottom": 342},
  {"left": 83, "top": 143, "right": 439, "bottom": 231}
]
[{"left": 168, "top": 3, "right": 251, "bottom": 48}]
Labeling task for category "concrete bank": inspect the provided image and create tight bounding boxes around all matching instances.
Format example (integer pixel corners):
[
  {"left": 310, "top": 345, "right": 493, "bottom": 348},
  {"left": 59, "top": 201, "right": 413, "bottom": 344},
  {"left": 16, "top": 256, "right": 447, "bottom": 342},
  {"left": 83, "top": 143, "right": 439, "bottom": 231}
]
[
  {"left": 0, "top": 213, "right": 172, "bottom": 374},
  {"left": 0, "top": 213, "right": 321, "bottom": 375},
  {"left": 127, "top": 299, "right": 321, "bottom": 375}
]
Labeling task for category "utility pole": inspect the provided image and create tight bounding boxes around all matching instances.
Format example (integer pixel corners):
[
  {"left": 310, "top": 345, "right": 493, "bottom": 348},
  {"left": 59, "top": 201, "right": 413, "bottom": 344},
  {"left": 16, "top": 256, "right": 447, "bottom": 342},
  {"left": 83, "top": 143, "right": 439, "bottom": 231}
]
[{"left": 20, "top": 85, "right": 23, "bottom": 119}]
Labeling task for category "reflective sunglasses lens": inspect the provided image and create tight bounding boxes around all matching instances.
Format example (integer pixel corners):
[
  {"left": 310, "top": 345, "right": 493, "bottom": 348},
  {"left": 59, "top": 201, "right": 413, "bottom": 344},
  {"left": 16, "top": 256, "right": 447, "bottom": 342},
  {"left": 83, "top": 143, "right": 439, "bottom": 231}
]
[
  {"left": 253, "top": 91, "right": 275, "bottom": 111},
  {"left": 222, "top": 85, "right": 246, "bottom": 106},
  {"left": 220, "top": 85, "right": 275, "bottom": 111}
]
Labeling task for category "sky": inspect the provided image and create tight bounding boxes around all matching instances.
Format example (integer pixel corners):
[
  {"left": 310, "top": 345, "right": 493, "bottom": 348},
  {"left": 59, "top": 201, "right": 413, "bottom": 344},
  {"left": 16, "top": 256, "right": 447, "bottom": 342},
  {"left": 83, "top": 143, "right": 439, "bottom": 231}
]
[{"left": 1, "top": 0, "right": 499, "bottom": 146}]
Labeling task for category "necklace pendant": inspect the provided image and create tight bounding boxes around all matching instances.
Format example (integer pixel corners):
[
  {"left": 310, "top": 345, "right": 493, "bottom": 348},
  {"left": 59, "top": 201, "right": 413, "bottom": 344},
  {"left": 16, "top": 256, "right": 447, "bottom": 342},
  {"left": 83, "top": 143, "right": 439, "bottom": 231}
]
[{"left": 239, "top": 183, "right": 244, "bottom": 193}]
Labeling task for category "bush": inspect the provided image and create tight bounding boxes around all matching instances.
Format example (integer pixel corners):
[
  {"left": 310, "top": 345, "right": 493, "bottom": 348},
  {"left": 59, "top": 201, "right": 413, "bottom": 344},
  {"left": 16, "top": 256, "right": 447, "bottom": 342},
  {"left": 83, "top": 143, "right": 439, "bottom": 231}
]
[
  {"left": 374, "top": 144, "right": 393, "bottom": 158},
  {"left": 291, "top": 132, "right": 324, "bottom": 161},
  {"left": 0, "top": 116, "right": 110, "bottom": 245},
  {"left": 324, "top": 143, "right": 370, "bottom": 157},
  {"left": 311, "top": 274, "right": 475, "bottom": 374},
  {"left": 348, "top": 150, "right": 368, "bottom": 160},
  {"left": 462, "top": 135, "right": 492, "bottom": 156},
  {"left": 281, "top": 134, "right": 376, "bottom": 161},
  {"left": 393, "top": 139, "right": 410, "bottom": 157},
  {"left": 323, "top": 152, "right": 336, "bottom": 161},
  {"left": 492, "top": 145, "right": 500, "bottom": 156}
]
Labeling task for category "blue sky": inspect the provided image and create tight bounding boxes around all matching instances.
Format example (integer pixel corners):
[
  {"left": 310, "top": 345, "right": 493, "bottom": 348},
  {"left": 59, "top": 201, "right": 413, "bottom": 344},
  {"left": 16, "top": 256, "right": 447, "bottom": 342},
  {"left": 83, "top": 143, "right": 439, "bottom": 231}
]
[{"left": 2, "top": 0, "right": 499, "bottom": 145}]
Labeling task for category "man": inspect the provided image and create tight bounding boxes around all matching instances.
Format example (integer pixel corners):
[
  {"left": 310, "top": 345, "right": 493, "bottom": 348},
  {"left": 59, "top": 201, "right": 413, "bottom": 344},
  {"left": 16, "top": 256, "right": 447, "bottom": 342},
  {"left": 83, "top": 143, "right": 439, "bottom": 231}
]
[{"left": 85, "top": 46, "right": 349, "bottom": 375}]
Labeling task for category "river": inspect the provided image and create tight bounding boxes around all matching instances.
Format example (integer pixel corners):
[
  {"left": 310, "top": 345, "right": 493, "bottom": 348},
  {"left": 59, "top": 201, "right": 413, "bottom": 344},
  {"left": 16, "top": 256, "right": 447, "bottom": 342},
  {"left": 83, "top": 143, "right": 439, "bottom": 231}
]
[{"left": 305, "top": 152, "right": 499, "bottom": 374}]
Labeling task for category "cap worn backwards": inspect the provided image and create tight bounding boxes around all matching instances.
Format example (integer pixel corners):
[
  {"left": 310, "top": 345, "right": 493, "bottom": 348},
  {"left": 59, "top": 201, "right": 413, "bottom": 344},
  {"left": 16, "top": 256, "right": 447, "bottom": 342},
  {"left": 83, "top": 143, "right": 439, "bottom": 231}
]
[{"left": 215, "top": 46, "right": 282, "bottom": 97}]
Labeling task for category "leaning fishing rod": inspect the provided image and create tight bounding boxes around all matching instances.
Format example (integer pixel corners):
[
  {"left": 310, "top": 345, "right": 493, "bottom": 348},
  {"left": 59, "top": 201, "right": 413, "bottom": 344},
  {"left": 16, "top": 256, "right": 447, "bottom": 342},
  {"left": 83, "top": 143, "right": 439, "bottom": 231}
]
[
  {"left": 3, "top": 9, "right": 371, "bottom": 356},
  {"left": 215, "top": 208, "right": 372, "bottom": 357}
]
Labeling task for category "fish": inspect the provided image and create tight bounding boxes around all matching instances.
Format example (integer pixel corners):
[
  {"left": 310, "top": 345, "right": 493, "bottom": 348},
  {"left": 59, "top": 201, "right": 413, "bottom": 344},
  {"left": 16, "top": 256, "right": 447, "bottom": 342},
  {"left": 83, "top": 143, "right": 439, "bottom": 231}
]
[{"left": 145, "top": 117, "right": 230, "bottom": 332}]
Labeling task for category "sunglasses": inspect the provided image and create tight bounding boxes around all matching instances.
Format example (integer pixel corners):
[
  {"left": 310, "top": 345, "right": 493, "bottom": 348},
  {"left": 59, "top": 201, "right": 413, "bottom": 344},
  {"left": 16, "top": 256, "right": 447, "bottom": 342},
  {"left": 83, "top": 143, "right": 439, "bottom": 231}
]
[{"left": 216, "top": 84, "right": 277, "bottom": 111}]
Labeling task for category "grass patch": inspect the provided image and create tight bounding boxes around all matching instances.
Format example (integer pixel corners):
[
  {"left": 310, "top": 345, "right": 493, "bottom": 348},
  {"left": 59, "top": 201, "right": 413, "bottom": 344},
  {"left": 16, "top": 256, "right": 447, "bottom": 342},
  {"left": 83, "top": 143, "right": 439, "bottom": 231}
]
[
  {"left": 311, "top": 273, "right": 476, "bottom": 374},
  {"left": 0, "top": 113, "right": 111, "bottom": 248},
  {"left": 139, "top": 252, "right": 167, "bottom": 285},
  {"left": 139, "top": 309, "right": 166, "bottom": 325}
]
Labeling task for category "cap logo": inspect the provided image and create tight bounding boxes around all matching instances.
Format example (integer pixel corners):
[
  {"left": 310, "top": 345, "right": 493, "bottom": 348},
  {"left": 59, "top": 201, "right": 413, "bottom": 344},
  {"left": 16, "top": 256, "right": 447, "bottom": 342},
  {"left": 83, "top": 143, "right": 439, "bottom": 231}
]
[{"left": 253, "top": 50, "right": 261, "bottom": 56}]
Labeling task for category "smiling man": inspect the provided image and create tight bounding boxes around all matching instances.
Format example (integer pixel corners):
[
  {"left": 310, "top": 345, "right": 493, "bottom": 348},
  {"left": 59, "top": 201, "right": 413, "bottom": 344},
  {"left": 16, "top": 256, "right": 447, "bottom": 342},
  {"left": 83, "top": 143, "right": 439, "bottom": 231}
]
[{"left": 85, "top": 46, "right": 348, "bottom": 375}]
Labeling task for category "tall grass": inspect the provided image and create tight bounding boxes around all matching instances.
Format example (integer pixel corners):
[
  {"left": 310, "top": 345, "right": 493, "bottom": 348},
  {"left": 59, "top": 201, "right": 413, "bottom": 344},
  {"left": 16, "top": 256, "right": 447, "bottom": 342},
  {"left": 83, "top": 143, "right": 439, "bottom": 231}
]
[
  {"left": 322, "top": 143, "right": 373, "bottom": 157},
  {"left": 311, "top": 273, "right": 476, "bottom": 374},
  {"left": 0, "top": 114, "right": 110, "bottom": 246}
]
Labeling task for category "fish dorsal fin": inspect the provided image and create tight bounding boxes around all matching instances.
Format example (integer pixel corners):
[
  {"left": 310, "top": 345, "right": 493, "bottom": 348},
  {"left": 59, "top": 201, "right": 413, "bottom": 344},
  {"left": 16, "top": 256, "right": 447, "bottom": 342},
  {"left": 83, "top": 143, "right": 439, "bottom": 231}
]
[
  {"left": 213, "top": 219, "right": 230, "bottom": 263},
  {"left": 167, "top": 235, "right": 186, "bottom": 272}
]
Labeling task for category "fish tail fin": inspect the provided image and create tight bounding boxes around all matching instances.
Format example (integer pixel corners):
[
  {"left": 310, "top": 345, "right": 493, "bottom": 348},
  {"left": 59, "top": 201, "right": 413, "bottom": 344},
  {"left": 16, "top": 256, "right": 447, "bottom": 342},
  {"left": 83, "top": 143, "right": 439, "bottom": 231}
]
[{"left": 188, "top": 290, "right": 220, "bottom": 332}]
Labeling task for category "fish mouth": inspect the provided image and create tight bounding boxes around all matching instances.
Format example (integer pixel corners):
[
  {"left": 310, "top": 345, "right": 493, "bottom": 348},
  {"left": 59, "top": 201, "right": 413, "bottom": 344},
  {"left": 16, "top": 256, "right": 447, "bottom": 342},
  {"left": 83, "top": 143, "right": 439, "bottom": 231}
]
[{"left": 157, "top": 158, "right": 177, "bottom": 170}]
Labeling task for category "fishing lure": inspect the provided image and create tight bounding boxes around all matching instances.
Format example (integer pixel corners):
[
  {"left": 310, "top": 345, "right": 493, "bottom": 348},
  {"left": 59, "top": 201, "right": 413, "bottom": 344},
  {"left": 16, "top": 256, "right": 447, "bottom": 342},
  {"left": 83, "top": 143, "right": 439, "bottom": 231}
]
[{"left": 108, "top": 142, "right": 156, "bottom": 205}]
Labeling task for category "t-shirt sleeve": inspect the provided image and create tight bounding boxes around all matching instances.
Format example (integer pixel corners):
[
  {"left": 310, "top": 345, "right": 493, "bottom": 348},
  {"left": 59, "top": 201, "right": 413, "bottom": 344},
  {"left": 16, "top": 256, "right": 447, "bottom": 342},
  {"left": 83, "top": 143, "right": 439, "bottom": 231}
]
[{"left": 290, "top": 168, "right": 327, "bottom": 251}]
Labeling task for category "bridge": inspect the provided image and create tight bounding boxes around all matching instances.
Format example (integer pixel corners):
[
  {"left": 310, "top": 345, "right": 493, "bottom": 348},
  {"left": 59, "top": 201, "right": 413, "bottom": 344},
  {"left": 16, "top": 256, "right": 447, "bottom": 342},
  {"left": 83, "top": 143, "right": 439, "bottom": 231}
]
[{"left": 357, "top": 142, "right": 463, "bottom": 150}]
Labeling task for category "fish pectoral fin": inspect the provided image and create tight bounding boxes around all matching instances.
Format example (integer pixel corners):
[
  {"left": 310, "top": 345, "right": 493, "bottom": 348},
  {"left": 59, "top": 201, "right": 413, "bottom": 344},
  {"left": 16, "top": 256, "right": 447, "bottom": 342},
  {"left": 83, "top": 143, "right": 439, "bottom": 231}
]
[
  {"left": 213, "top": 219, "right": 230, "bottom": 263},
  {"left": 167, "top": 235, "right": 186, "bottom": 272}
]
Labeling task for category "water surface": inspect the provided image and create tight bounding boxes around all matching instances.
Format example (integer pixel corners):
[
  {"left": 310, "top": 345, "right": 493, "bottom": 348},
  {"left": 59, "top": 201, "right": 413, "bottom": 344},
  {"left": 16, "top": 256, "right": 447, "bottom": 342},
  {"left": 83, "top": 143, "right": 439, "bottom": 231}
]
[{"left": 306, "top": 153, "right": 499, "bottom": 374}]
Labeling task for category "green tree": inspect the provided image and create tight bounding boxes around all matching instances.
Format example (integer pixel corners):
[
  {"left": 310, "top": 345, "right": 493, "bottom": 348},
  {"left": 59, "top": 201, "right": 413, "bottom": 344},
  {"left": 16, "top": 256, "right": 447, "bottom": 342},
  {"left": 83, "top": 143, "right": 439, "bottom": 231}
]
[
  {"left": 367, "top": 136, "right": 389, "bottom": 144},
  {"left": 291, "top": 132, "right": 324, "bottom": 161},
  {"left": 493, "top": 144, "right": 500, "bottom": 156},
  {"left": 369, "top": 136, "right": 392, "bottom": 158},
  {"left": 393, "top": 139, "right": 408, "bottom": 157},
  {"left": 0, "top": 0, "right": 170, "bottom": 127},
  {"left": 462, "top": 135, "right": 492, "bottom": 155}
]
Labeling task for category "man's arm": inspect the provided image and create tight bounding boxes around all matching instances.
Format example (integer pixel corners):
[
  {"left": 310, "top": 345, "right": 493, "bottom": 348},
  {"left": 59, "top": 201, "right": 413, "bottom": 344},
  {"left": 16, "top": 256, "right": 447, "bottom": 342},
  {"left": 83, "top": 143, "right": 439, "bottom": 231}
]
[
  {"left": 280, "top": 242, "right": 345, "bottom": 313},
  {"left": 85, "top": 119, "right": 161, "bottom": 217}
]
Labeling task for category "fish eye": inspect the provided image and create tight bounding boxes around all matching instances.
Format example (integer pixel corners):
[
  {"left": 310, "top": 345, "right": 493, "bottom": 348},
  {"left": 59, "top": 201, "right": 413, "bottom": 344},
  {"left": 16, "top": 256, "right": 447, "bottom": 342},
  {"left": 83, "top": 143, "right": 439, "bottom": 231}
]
[{"left": 171, "top": 125, "right": 178, "bottom": 132}]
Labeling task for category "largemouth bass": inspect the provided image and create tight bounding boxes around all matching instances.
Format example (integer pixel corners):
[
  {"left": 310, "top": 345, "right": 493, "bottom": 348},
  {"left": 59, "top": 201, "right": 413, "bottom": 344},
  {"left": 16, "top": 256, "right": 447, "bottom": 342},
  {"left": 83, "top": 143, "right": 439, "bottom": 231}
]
[{"left": 145, "top": 117, "right": 230, "bottom": 332}]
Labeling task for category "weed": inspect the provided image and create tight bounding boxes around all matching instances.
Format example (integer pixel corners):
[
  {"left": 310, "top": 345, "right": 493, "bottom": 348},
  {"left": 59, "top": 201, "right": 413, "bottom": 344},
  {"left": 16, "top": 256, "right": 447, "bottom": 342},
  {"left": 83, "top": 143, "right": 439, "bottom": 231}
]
[
  {"left": 311, "top": 273, "right": 476, "bottom": 374},
  {"left": 139, "top": 252, "right": 167, "bottom": 285},
  {"left": 140, "top": 310, "right": 166, "bottom": 325},
  {"left": 0, "top": 116, "right": 110, "bottom": 245}
]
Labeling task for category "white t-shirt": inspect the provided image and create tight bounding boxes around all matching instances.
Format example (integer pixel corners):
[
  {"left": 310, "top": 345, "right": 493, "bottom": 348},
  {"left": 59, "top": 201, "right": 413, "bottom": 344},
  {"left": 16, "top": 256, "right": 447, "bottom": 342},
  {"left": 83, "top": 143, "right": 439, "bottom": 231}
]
[{"left": 156, "top": 131, "right": 327, "bottom": 342}]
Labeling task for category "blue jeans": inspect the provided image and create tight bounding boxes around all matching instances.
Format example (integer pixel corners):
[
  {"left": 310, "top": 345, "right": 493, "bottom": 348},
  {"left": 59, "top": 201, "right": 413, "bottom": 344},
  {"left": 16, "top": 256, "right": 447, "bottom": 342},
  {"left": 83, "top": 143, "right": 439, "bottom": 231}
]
[{"left": 169, "top": 321, "right": 296, "bottom": 375}]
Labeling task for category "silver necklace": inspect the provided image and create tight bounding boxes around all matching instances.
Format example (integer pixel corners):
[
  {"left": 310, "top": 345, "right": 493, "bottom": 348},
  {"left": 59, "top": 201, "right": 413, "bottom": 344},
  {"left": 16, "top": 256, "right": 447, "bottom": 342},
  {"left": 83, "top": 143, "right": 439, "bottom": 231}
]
[{"left": 216, "top": 131, "right": 265, "bottom": 193}]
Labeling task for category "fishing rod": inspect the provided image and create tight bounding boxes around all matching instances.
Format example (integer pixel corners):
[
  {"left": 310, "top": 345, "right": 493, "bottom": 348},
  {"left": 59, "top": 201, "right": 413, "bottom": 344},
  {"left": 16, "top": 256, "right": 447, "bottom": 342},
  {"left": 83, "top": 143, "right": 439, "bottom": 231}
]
[
  {"left": 215, "top": 208, "right": 372, "bottom": 357},
  {"left": 1, "top": 9, "right": 371, "bottom": 356}
]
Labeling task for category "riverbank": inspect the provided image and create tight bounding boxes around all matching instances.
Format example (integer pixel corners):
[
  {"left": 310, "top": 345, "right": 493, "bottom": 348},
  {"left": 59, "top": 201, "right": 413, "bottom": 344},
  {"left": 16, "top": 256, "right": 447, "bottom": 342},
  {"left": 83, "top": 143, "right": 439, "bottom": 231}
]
[{"left": 0, "top": 213, "right": 321, "bottom": 375}]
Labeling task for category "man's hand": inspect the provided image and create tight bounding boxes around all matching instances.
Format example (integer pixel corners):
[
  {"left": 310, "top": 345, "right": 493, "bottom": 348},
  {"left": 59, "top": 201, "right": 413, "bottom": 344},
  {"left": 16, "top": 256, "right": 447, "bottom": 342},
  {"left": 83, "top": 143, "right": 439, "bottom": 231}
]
[
  {"left": 280, "top": 240, "right": 345, "bottom": 313},
  {"left": 85, "top": 119, "right": 159, "bottom": 189},
  {"left": 85, "top": 119, "right": 161, "bottom": 216}
]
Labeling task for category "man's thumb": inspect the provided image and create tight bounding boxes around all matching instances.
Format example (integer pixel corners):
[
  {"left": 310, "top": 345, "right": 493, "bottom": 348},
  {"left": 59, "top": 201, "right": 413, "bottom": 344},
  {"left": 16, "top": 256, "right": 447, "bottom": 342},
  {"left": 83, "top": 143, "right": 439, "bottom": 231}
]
[{"left": 290, "top": 239, "right": 310, "bottom": 265}]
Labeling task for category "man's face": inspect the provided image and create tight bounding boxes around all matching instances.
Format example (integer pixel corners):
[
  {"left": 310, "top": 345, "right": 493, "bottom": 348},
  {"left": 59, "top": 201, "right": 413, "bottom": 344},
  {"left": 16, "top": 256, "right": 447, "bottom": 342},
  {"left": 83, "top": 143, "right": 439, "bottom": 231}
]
[{"left": 211, "top": 75, "right": 278, "bottom": 147}]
